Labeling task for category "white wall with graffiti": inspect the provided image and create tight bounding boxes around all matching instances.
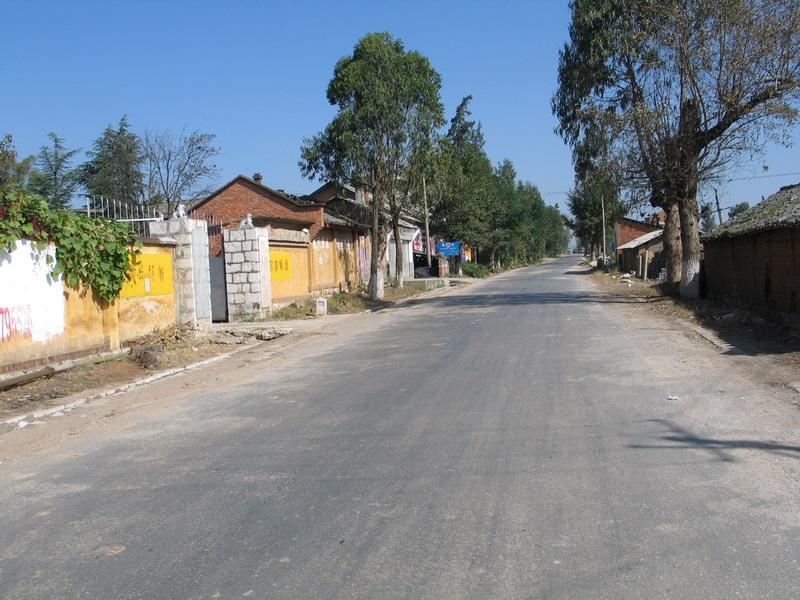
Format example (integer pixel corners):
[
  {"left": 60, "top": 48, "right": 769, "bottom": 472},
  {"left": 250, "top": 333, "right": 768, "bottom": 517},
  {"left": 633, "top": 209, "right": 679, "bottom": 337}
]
[{"left": 0, "top": 240, "right": 65, "bottom": 344}]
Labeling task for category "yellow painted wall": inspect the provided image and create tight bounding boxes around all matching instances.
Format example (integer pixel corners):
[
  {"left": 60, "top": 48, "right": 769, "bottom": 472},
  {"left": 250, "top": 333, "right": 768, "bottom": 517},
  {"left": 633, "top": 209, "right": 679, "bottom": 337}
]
[
  {"left": 268, "top": 229, "right": 364, "bottom": 303},
  {"left": 335, "top": 230, "right": 360, "bottom": 287},
  {"left": 120, "top": 249, "right": 174, "bottom": 297},
  {"left": 311, "top": 230, "right": 338, "bottom": 290},
  {"left": 269, "top": 245, "right": 311, "bottom": 301},
  {"left": 0, "top": 242, "right": 176, "bottom": 373},
  {"left": 117, "top": 245, "right": 176, "bottom": 343}
]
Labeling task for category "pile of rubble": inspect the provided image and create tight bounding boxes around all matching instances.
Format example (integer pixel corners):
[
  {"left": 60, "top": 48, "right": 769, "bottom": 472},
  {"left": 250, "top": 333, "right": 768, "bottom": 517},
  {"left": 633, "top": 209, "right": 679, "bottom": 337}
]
[
  {"left": 127, "top": 324, "right": 291, "bottom": 369},
  {"left": 208, "top": 327, "right": 292, "bottom": 346},
  {"left": 129, "top": 323, "right": 198, "bottom": 346}
]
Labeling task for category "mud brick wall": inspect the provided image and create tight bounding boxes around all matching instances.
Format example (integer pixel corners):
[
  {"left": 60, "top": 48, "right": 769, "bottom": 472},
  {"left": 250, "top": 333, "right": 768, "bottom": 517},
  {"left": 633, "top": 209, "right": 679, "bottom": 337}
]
[{"left": 704, "top": 227, "right": 800, "bottom": 315}]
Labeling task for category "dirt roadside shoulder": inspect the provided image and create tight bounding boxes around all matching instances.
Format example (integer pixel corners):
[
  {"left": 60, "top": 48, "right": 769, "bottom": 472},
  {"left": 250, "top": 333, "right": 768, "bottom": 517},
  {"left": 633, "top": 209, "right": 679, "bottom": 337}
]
[{"left": 586, "top": 266, "right": 800, "bottom": 404}]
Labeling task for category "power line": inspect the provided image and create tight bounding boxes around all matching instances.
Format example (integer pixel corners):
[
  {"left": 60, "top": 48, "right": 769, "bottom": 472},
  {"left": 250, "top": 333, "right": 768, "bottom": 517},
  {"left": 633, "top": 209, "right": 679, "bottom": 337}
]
[
  {"left": 542, "top": 170, "right": 800, "bottom": 197},
  {"left": 725, "top": 170, "right": 800, "bottom": 182}
]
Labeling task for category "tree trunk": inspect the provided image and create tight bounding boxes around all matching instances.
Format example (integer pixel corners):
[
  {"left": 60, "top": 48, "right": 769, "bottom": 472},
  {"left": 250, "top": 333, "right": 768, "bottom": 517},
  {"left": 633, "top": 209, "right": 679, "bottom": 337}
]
[
  {"left": 490, "top": 247, "right": 497, "bottom": 270},
  {"left": 368, "top": 193, "right": 386, "bottom": 301},
  {"left": 675, "top": 99, "right": 702, "bottom": 299},
  {"left": 392, "top": 216, "right": 404, "bottom": 289},
  {"left": 423, "top": 176, "right": 432, "bottom": 269},
  {"left": 661, "top": 200, "right": 682, "bottom": 294},
  {"left": 678, "top": 193, "right": 701, "bottom": 299}
]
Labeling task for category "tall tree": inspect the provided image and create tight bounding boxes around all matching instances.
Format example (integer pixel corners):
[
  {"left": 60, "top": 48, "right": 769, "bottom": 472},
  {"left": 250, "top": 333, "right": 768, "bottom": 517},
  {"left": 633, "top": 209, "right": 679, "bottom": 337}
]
[
  {"left": 700, "top": 201, "right": 717, "bottom": 232},
  {"left": 143, "top": 129, "right": 221, "bottom": 214},
  {"left": 431, "top": 96, "right": 494, "bottom": 253},
  {"left": 300, "top": 32, "right": 444, "bottom": 300},
  {"left": 80, "top": 116, "right": 144, "bottom": 203},
  {"left": 0, "top": 134, "right": 35, "bottom": 189},
  {"left": 554, "top": 0, "right": 800, "bottom": 297},
  {"left": 28, "top": 133, "right": 81, "bottom": 208},
  {"left": 567, "top": 123, "right": 626, "bottom": 261},
  {"left": 486, "top": 160, "right": 516, "bottom": 268},
  {"left": 541, "top": 204, "right": 570, "bottom": 257},
  {"left": 566, "top": 172, "right": 623, "bottom": 258}
]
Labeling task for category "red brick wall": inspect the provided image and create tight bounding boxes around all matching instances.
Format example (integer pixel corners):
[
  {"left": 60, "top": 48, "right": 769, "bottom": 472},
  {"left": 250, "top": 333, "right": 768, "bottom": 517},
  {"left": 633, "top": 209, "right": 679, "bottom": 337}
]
[
  {"left": 705, "top": 228, "right": 800, "bottom": 314},
  {"left": 192, "top": 178, "right": 324, "bottom": 255},
  {"left": 615, "top": 219, "right": 659, "bottom": 248}
]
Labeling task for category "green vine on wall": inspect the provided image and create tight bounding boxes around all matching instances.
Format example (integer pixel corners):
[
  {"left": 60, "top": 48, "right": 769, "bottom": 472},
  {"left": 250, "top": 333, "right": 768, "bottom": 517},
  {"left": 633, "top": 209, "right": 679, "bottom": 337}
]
[{"left": 0, "top": 188, "right": 141, "bottom": 303}]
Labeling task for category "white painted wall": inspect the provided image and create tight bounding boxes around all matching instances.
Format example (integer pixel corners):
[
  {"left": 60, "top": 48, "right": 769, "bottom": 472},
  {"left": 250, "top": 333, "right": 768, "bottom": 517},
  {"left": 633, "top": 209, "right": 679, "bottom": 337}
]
[
  {"left": 0, "top": 240, "right": 65, "bottom": 343},
  {"left": 387, "top": 229, "right": 416, "bottom": 279}
]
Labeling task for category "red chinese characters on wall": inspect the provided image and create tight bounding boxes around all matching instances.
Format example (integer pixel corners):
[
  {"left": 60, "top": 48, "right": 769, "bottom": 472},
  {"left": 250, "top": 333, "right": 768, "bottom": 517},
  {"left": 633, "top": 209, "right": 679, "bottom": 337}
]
[{"left": 0, "top": 306, "right": 33, "bottom": 342}]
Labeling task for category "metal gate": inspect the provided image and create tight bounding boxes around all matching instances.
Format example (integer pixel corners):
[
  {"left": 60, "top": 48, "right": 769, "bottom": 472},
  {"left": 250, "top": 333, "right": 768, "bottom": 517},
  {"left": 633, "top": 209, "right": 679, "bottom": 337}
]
[{"left": 209, "top": 255, "right": 227, "bottom": 322}]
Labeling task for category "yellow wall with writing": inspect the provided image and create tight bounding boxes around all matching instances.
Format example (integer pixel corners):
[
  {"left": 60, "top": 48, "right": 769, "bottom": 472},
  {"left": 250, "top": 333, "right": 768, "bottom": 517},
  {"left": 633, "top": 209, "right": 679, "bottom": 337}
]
[
  {"left": 1, "top": 242, "right": 176, "bottom": 372},
  {"left": 270, "top": 250, "right": 292, "bottom": 282},
  {"left": 270, "top": 245, "right": 310, "bottom": 301},
  {"left": 120, "top": 248, "right": 175, "bottom": 298}
]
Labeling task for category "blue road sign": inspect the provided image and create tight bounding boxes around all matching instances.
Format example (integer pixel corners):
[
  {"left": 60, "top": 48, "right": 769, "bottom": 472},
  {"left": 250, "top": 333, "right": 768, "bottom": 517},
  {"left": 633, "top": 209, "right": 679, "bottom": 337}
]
[{"left": 436, "top": 241, "right": 461, "bottom": 256}]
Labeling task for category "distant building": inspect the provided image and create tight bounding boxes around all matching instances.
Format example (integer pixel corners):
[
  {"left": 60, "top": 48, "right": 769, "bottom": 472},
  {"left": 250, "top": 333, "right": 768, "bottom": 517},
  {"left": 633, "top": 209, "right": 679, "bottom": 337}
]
[
  {"left": 703, "top": 183, "right": 800, "bottom": 315},
  {"left": 614, "top": 214, "right": 663, "bottom": 251}
]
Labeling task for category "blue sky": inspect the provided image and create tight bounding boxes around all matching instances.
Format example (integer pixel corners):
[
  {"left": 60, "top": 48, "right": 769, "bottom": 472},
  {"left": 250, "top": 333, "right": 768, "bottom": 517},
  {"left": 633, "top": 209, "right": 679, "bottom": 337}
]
[{"left": 3, "top": 0, "right": 798, "bottom": 216}]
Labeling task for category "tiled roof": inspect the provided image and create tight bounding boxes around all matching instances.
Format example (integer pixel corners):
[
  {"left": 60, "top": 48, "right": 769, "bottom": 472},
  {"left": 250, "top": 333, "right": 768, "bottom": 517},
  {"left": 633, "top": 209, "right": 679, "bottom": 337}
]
[
  {"left": 194, "top": 175, "right": 320, "bottom": 212},
  {"left": 705, "top": 183, "right": 800, "bottom": 240}
]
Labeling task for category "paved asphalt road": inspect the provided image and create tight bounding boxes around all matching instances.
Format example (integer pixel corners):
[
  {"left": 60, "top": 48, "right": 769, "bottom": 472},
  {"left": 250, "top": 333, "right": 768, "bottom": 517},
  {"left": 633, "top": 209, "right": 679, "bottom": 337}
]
[{"left": 1, "top": 256, "right": 799, "bottom": 599}]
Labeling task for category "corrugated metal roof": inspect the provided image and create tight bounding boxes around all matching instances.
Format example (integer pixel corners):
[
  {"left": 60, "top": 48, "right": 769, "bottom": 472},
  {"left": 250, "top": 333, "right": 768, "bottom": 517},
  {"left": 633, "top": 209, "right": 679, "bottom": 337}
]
[
  {"left": 616, "top": 228, "right": 663, "bottom": 250},
  {"left": 705, "top": 183, "right": 800, "bottom": 240}
]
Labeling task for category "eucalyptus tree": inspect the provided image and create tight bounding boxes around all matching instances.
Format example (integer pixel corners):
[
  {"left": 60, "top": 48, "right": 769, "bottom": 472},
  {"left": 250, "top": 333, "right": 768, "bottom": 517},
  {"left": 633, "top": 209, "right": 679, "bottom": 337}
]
[
  {"left": 554, "top": 0, "right": 800, "bottom": 297},
  {"left": 300, "top": 32, "right": 444, "bottom": 299},
  {"left": 431, "top": 96, "right": 494, "bottom": 253}
]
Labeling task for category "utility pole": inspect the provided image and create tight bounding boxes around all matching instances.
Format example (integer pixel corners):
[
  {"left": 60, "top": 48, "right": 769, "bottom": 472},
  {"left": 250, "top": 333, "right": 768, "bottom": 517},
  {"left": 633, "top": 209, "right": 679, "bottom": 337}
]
[
  {"left": 422, "top": 175, "right": 432, "bottom": 269},
  {"left": 601, "top": 193, "right": 607, "bottom": 264},
  {"left": 714, "top": 188, "right": 723, "bottom": 224}
]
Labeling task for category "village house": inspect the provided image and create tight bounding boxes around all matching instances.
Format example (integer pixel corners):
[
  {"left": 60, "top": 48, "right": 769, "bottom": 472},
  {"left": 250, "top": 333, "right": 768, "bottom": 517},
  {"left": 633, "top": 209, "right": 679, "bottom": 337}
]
[
  {"left": 614, "top": 213, "right": 664, "bottom": 249},
  {"left": 613, "top": 212, "right": 665, "bottom": 278},
  {"left": 703, "top": 183, "right": 800, "bottom": 316},
  {"left": 616, "top": 229, "right": 664, "bottom": 279},
  {"left": 189, "top": 174, "right": 370, "bottom": 312}
]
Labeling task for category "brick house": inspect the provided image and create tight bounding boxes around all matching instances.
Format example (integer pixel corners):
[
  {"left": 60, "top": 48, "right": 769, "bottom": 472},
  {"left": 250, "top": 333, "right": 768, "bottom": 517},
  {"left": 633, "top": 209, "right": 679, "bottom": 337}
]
[
  {"left": 703, "top": 183, "right": 800, "bottom": 315},
  {"left": 191, "top": 174, "right": 370, "bottom": 304},
  {"left": 190, "top": 174, "right": 325, "bottom": 257},
  {"left": 614, "top": 215, "right": 663, "bottom": 250}
]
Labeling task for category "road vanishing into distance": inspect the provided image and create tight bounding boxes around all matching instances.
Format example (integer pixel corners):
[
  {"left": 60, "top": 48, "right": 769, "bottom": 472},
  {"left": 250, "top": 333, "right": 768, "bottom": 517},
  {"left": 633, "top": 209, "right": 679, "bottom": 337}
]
[{"left": 2, "top": 256, "right": 799, "bottom": 599}]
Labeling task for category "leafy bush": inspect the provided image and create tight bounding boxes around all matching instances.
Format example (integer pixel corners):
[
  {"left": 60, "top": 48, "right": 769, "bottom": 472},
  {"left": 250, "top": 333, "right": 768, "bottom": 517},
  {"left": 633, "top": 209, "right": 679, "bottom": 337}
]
[
  {"left": 461, "top": 261, "right": 490, "bottom": 278},
  {"left": 0, "top": 188, "right": 140, "bottom": 302}
]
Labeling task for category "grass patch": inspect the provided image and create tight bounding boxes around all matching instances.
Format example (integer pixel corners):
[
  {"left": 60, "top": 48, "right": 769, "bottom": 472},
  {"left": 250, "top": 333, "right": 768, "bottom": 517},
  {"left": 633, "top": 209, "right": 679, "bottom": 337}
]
[
  {"left": 461, "top": 262, "right": 490, "bottom": 278},
  {"left": 270, "top": 280, "right": 441, "bottom": 319},
  {"left": 382, "top": 281, "right": 431, "bottom": 302},
  {"left": 328, "top": 291, "right": 371, "bottom": 314},
  {"left": 270, "top": 299, "right": 316, "bottom": 320}
]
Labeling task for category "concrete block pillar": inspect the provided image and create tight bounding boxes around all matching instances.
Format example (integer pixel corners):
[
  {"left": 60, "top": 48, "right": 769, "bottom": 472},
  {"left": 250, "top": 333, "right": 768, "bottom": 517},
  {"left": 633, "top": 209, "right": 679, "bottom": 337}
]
[
  {"left": 149, "top": 217, "right": 212, "bottom": 328},
  {"left": 223, "top": 221, "right": 271, "bottom": 321}
]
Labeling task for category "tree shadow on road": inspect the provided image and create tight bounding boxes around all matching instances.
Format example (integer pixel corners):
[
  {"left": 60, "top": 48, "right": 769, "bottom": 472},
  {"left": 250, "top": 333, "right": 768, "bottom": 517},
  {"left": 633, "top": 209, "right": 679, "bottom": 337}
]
[
  {"left": 562, "top": 266, "right": 596, "bottom": 276},
  {"left": 628, "top": 419, "right": 800, "bottom": 463},
  {"left": 403, "top": 290, "right": 662, "bottom": 309}
]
